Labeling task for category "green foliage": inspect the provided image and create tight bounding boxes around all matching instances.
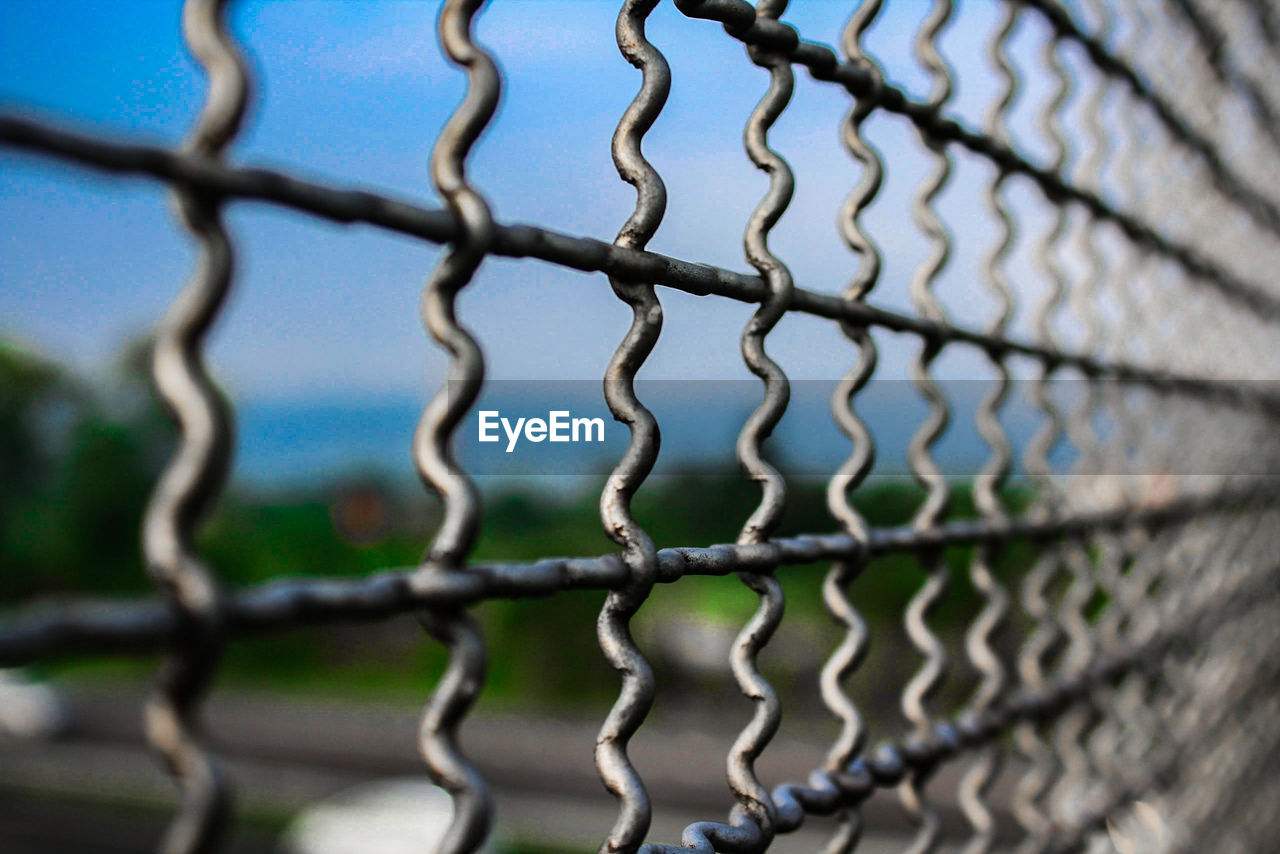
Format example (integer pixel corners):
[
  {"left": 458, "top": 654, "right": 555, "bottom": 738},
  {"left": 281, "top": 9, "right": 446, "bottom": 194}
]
[
  {"left": 4, "top": 341, "right": 1044, "bottom": 716},
  {"left": 0, "top": 340, "right": 65, "bottom": 496},
  {"left": 1, "top": 340, "right": 170, "bottom": 598}
]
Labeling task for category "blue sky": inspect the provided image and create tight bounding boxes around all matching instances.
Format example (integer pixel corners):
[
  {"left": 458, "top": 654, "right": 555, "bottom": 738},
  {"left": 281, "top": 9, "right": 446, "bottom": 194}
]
[{"left": 1, "top": 1, "right": 1110, "bottom": 482}]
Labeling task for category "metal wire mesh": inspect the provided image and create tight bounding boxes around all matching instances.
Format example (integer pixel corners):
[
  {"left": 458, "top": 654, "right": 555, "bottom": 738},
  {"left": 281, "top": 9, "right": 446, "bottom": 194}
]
[{"left": 2, "top": 1, "right": 1280, "bottom": 853}]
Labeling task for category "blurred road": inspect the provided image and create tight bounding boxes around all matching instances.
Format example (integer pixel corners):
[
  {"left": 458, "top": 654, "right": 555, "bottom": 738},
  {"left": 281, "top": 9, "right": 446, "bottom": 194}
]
[{"left": 0, "top": 683, "right": 1024, "bottom": 853}]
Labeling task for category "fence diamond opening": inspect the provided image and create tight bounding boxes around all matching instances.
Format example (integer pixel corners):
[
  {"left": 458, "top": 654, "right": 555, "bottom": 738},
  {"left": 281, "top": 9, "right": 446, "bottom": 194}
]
[{"left": 2, "top": 1, "right": 1280, "bottom": 853}]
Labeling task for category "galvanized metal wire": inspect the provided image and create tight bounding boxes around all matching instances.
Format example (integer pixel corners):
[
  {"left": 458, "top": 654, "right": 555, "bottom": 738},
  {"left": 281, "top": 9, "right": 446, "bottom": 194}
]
[
  {"left": 409, "top": 4, "right": 501, "bottom": 854},
  {"left": 2, "top": 2, "right": 1279, "bottom": 854},
  {"left": 142, "top": 2, "right": 247, "bottom": 851},
  {"left": 595, "top": 2, "right": 669, "bottom": 850}
]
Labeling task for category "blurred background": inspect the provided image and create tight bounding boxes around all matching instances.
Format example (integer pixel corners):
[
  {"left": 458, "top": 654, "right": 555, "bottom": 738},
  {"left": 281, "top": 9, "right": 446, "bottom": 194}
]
[{"left": 2, "top": 0, "right": 1267, "bottom": 852}]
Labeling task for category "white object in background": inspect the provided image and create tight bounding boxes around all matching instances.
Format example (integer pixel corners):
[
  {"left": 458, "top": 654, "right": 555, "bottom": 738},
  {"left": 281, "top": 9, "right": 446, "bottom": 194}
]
[
  {"left": 280, "top": 778, "right": 488, "bottom": 854},
  {"left": 0, "top": 669, "right": 68, "bottom": 738}
]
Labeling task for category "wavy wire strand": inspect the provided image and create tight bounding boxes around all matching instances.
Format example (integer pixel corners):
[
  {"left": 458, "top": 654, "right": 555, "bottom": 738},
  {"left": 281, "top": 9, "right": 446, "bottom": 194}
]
[
  {"left": 899, "top": 3, "right": 956, "bottom": 852},
  {"left": 410, "top": 3, "right": 500, "bottom": 853},
  {"left": 595, "top": 2, "right": 669, "bottom": 851},
  {"left": 815, "top": 2, "right": 884, "bottom": 851},
  {"left": 1013, "top": 24, "right": 1074, "bottom": 854},
  {"left": 727, "top": 0, "right": 794, "bottom": 846},
  {"left": 6, "top": 1, "right": 1277, "bottom": 848},
  {"left": 641, "top": 4, "right": 795, "bottom": 853},
  {"left": 9, "top": 110, "right": 1280, "bottom": 420},
  {"left": 664, "top": 0, "right": 1280, "bottom": 321},
  {"left": 1168, "top": 0, "right": 1280, "bottom": 157},
  {"left": 142, "top": 1, "right": 247, "bottom": 851},
  {"left": 1092, "top": 5, "right": 1218, "bottom": 833},
  {"left": 1017, "top": 0, "right": 1280, "bottom": 237},
  {"left": 1084, "top": 2, "right": 1161, "bottom": 808},
  {"left": 956, "top": 6, "right": 1019, "bottom": 852},
  {"left": 1043, "top": 519, "right": 1280, "bottom": 854},
  {"left": 1044, "top": 1, "right": 1118, "bottom": 827}
]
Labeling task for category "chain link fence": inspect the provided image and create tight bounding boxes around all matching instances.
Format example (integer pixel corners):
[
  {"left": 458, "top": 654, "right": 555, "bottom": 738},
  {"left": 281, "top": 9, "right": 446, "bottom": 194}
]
[{"left": 2, "top": 0, "right": 1280, "bottom": 853}]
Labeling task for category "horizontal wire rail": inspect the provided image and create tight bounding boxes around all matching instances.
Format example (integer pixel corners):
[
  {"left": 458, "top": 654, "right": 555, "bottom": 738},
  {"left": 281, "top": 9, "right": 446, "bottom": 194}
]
[
  {"left": 4, "top": 114, "right": 1280, "bottom": 420},
  {"left": 669, "top": 0, "right": 1280, "bottom": 319},
  {"left": 4, "top": 491, "right": 1273, "bottom": 854},
  {"left": 763, "top": 544, "right": 1280, "bottom": 847},
  {"left": 2, "top": 480, "right": 1273, "bottom": 667},
  {"left": 1018, "top": 0, "right": 1280, "bottom": 233},
  {"left": 4, "top": 1, "right": 1280, "bottom": 853},
  {"left": 1166, "top": 0, "right": 1280, "bottom": 155}
]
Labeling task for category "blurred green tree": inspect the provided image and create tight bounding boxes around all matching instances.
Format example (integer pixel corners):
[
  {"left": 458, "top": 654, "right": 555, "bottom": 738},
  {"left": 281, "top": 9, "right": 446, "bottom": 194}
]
[{"left": 1, "top": 338, "right": 170, "bottom": 598}]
